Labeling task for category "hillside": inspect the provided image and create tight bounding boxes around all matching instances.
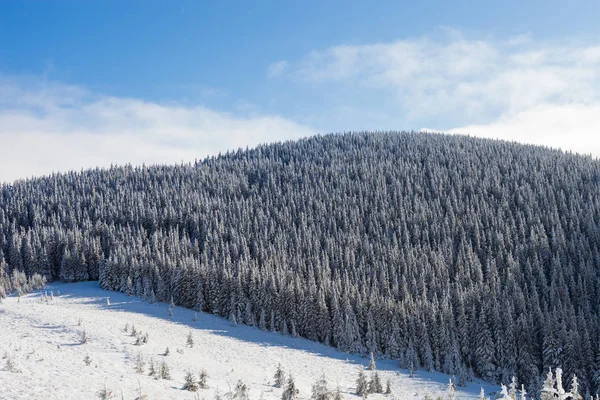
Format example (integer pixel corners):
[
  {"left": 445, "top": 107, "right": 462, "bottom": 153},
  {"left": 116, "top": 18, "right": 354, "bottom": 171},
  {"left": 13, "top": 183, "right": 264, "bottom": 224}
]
[
  {"left": 1, "top": 131, "right": 600, "bottom": 396},
  {"left": 0, "top": 282, "right": 495, "bottom": 399}
]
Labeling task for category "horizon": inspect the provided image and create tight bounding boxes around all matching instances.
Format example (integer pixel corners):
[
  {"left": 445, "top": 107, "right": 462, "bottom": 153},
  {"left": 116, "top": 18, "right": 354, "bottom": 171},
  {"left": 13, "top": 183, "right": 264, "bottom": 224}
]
[{"left": 2, "top": 130, "right": 595, "bottom": 185}]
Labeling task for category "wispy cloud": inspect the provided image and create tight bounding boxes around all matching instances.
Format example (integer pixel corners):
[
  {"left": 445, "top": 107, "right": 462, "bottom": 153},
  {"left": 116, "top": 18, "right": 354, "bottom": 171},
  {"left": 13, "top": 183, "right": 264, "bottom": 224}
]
[
  {"left": 267, "top": 60, "right": 289, "bottom": 78},
  {"left": 273, "top": 30, "right": 600, "bottom": 157},
  {"left": 0, "top": 75, "right": 315, "bottom": 183}
]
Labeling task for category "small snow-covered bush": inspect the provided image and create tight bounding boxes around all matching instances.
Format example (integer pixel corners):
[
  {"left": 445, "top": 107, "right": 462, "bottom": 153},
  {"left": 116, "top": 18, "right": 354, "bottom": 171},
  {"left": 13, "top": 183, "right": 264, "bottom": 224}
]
[
  {"left": 183, "top": 371, "right": 199, "bottom": 391},
  {"left": 233, "top": 380, "right": 249, "bottom": 400},
  {"left": 96, "top": 383, "right": 114, "bottom": 399},
  {"left": 148, "top": 358, "right": 157, "bottom": 378},
  {"left": 4, "top": 356, "right": 21, "bottom": 373},
  {"left": 160, "top": 361, "right": 171, "bottom": 380},
  {"left": 80, "top": 329, "right": 89, "bottom": 344},
  {"left": 198, "top": 369, "right": 208, "bottom": 389},
  {"left": 134, "top": 352, "right": 145, "bottom": 374},
  {"left": 274, "top": 363, "right": 285, "bottom": 388}
]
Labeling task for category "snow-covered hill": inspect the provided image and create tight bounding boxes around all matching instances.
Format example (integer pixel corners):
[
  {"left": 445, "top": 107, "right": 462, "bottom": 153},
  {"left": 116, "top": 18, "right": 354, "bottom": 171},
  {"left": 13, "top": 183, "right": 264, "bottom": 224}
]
[{"left": 0, "top": 282, "right": 497, "bottom": 399}]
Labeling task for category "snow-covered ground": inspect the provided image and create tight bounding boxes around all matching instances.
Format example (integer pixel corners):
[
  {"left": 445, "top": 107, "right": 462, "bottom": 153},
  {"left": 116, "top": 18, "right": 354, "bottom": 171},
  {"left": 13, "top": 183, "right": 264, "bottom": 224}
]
[{"left": 0, "top": 282, "right": 497, "bottom": 399}]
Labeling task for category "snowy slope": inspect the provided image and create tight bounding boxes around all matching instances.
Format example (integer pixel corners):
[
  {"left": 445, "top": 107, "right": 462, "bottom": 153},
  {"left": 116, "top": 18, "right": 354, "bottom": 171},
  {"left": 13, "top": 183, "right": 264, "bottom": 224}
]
[{"left": 0, "top": 282, "right": 498, "bottom": 400}]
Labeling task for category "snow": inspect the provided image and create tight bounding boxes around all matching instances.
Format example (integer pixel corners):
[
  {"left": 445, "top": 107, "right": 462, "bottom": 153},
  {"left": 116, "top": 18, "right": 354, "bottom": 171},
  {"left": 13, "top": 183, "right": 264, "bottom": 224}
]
[{"left": 0, "top": 282, "right": 498, "bottom": 399}]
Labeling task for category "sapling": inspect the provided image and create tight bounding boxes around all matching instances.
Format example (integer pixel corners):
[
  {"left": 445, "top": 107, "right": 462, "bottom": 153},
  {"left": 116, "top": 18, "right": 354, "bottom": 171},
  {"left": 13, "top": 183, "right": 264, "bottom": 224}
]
[
  {"left": 183, "top": 371, "right": 199, "bottom": 391},
  {"left": 80, "top": 329, "right": 89, "bottom": 344},
  {"left": 198, "top": 369, "right": 208, "bottom": 389},
  {"left": 134, "top": 352, "right": 145, "bottom": 373},
  {"left": 160, "top": 361, "right": 171, "bottom": 380}
]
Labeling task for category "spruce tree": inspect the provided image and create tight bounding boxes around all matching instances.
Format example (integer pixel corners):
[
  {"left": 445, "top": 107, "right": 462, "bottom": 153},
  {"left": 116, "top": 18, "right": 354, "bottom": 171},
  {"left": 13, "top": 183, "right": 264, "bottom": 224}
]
[
  {"left": 282, "top": 375, "right": 299, "bottom": 400},
  {"left": 356, "top": 370, "right": 368, "bottom": 398},
  {"left": 233, "top": 380, "right": 249, "bottom": 400},
  {"left": 274, "top": 363, "right": 285, "bottom": 388},
  {"left": 311, "top": 374, "right": 331, "bottom": 400},
  {"left": 368, "top": 372, "right": 383, "bottom": 394},
  {"left": 183, "top": 371, "right": 198, "bottom": 392}
]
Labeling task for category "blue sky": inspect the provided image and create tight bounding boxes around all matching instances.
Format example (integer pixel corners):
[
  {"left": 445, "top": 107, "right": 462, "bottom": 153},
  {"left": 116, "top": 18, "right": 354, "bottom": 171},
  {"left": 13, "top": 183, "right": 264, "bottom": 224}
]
[{"left": 1, "top": 1, "right": 600, "bottom": 181}]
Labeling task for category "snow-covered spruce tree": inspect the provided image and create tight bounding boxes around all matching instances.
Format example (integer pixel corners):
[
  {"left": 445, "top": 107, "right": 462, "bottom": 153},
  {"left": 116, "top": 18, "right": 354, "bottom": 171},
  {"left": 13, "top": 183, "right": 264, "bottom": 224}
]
[
  {"left": 198, "top": 369, "right": 208, "bottom": 389},
  {"left": 541, "top": 368, "right": 556, "bottom": 400},
  {"left": 333, "top": 387, "right": 343, "bottom": 400},
  {"left": 508, "top": 377, "right": 518, "bottom": 400},
  {"left": 134, "top": 352, "right": 145, "bottom": 373},
  {"left": 571, "top": 375, "right": 582, "bottom": 400},
  {"left": 187, "top": 331, "right": 194, "bottom": 348},
  {"left": 148, "top": 358, "right": 156, "bottom": 377},
  {"left": 80, "top": 329, "right": 89, "bottom": 344},
  {"left": 519, "top": 385, "right": 527, "bottom": 400},
  {"left": 160, "top": 361, "right": 171, "bottom": 380},
  {"left": 368, "top": 371, "right": 383, "bottom": 394},
  {"left": 274, "top": 363, "right": 286, "bottom": 388},
  {"left": 368, "top": 352, "right": 376, "bottom": 371},
  {"left": 311, "top": 374, "right": 331, "bottom": 400},
  {"left": 282, "top": 375, "right": 300, "bottom": 400},
  {"left": 446, "top": 378, "right": 457, "bottom": 400},
  {"left": 479, "top": 388, "right": 488, "bottom": 400},
  {"left": 499, "top": 384, "right": 510, "bottom": 400},
  {"left": 233, "top": 380, "right": 249, "bottom": 400},
  {"left": 385, "top": 379, "right": 391, "bottom": 395},
  {"left": 183, "top": 371, "right": 199, "bottom": 392},
  {"left": 96, "top": 383, "right": 114, "bottom": 400},
  {"left": 356, "top": 369, "right": 369, "bottom": 398}
]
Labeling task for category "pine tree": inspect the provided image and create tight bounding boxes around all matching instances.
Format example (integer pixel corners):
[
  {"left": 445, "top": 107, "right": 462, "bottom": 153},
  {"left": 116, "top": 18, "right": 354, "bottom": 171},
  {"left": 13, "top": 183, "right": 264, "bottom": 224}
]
[
  {"left": 160, "top": 361, "right": 171, "bottom": 380},
  {"left": 333, "top": 387, "right": 343, "bottom": 400},
  {"left": 571, "top": 375, "right": 582, "bottom": 400},
  {"left": 148, "top": 358, "right": 156, "bottom": 377},
  {"left": 368, "top": 352, "right": 376, "bottom": 371},
  {"left": 282, "top": 375, "right": 300, "bottom": 400},
  {"left": 198, "top": 369, "right": 208, "bottom": 389},
  {"left": 134, "top": 352, "right": 145, "bottom": 374},
  {"left": 274, "top": 363, "right": 286, "bottom": 388},
  {"left": 356, "top": 369, "right": 368, "bottom": 398},
  {"left": 541, "top": 368, "right": 556, "bottom": 400},
  {"left": 519, "top": 385, "right": 527, "bottom": 400},
  {"left": 508, "top": 377, "right": 518, "bottom": 400},
  {"left": 233, "top": 380, "right": 249, "bottom": 400},
  {"left": 187, "top": 331, "right": 194, "bottom": 348},
  {"left": 446, "top": 378, "right": 457, "bottom": 400},
  {"left": 311, "top": 374, "right": 331, "bottom": 400},
  {"left": 368, "top": 372, "right": 383, "bottom": 394},
  {"left": 183, "top": 371, "right": 199, "bottom": 391}
]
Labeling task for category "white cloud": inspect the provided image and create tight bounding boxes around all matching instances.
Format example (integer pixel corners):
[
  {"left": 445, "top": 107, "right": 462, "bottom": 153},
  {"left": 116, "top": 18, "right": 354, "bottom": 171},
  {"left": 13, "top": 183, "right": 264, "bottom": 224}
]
[
  {"left": 446, "top": 104, "right": 600, "bottom": 157},
  {"left": 276, "top": 31, "right": 600, "bottom": 156},
  {"left": 267, "top": 60, "right": 289, "bottom": 77},
  {"left": 0, "top": 76, "right": 315, "bottom": 183}
]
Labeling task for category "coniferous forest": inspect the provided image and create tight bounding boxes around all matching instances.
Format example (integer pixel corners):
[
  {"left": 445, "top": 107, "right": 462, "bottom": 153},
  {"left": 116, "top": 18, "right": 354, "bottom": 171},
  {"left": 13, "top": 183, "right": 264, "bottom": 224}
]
[{"left": 1, "top": 132, "right": 599, "bottom": 396}]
